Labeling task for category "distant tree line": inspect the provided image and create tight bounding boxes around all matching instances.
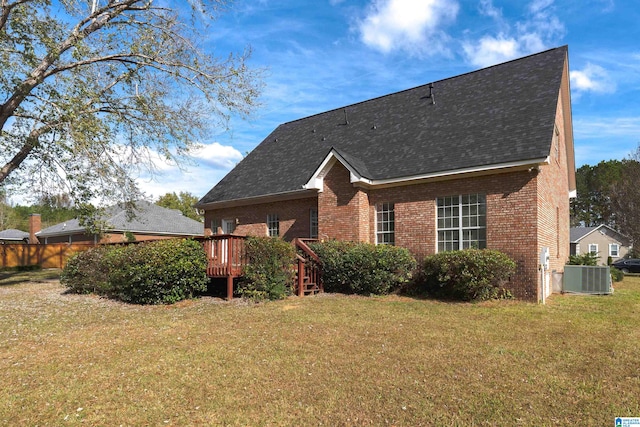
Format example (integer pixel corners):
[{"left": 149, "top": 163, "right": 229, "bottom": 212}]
[
  {"left": 0, "top": 191, "right": 202, "bottom": 231},
  {"left": 571, "top": 144, "right": 640, "bottom": 250}
]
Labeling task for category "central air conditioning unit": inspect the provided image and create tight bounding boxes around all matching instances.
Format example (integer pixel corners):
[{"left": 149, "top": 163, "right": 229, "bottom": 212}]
[{"left": 563, "top": 265, "right": 613, "bottom": 294}]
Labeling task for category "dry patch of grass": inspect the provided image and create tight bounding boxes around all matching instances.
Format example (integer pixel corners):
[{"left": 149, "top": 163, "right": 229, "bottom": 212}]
[{"left": 1, "top": 277, "right": 639, "bottom": 425}]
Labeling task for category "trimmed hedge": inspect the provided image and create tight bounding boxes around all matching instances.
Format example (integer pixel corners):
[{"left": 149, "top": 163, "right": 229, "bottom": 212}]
[
  {"left": 60, "top": 245, "right": 111, "bottom": 295},
  {"left": 61, "top": 239, "right": 208, "bottom": 304},
  {"left": 419, "top": 249, "right": 516, "bottom": 301},
  {"left": 238, "top": 236, "right": 296, "bottom": 301},
  {"left": 309, "top": 240, "right": 416, "bottom": 295}
]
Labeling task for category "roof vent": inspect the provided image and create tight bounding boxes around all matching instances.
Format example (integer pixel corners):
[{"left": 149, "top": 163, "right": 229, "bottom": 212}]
[
  {"left": 428, "top": 83, "right": 435, "bottom": 105},
  {"left": 343, "top": 108, "right": 349, "bottom": 125}
]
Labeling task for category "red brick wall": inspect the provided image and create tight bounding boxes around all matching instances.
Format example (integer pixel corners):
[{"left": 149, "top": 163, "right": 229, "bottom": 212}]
[
  {"left": 204, "top": 197, "right": 317, "bottom": 240},
  {"left": 368, "top": 171, "right": 540, "bottom": 300},
  {"left": 318, "top": 161, "right": 370, "bottom": 242},
  {"left": 535, "top": 90, "right": 572, "bottom": 296}
]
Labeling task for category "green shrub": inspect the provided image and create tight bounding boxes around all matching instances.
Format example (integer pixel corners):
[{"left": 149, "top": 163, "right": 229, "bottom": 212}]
[
  {"left": 238, "top": 237, "right": 296, "bottom": 301},
  {"left": 610, "top": 267, "right": 624, "bottom": 282},
  {"left": 567, "top": 252, "right": 598, "bottom": 266},
  {"left": 309, "top": 240, "right": 416, "bottom": 295},
  {"left": 61, "top": 246, "right": 111, "bottom": 295},
  {"left": 111, "top": 239, "right": 208, "bottom": 304},
  {"left": 61, "top": 239, "right": 208, "bottom": 304},
  {"left": 420, "top": 249, "right": 516, "bottom": 301}
]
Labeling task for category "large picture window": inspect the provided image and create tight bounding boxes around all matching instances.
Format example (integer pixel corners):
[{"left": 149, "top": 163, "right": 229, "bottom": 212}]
[
  {"left": 376, "top": 203, "right": 395, "bottom": 245},
  {"left": 267, "top": 214, "right": 279, "bottom": 237},
  {"left": 437, "top": 194, "right": 486, "bottom": 251}
]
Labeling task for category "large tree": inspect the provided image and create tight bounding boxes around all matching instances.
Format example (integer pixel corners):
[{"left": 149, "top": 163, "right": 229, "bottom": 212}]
[
  {"left": 570, "top": 160, "right": 624, "bottom": 227},
  {"left": 609, "top": 146, "right": 640, "bottom": 251},
  {"left": 0, "top": 0, "right": 261, "bottom": 206},
  {"left": 155, "top": 191, "right": 201, "bottom": 221}
]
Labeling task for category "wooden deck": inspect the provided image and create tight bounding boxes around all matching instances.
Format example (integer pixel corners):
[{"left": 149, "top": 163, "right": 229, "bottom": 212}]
[
  {"left": 203, "top": 235, "right": 322, "bottom": 300},
  {"left": 203, "top": 235, "right": 246, "bottom": 300}
]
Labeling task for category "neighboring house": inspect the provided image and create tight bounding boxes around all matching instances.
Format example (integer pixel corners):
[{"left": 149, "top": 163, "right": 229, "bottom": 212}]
[
  {"left": 570, "top": 225, "right": 631, "bottom": 265},
  {"left": 0, "top": 229, "right": 29, "bottom": 244},
  {"left": 36, "top": 201, "right": 204, "bottom": 244},
  {"left": 196, "top": 46, "right": 576, "bottom": 302}
]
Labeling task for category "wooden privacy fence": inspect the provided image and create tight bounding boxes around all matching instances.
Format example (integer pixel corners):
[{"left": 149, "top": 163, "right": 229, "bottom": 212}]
[{"left": 0, "top": 244, "right": 95, "bottom": 269}]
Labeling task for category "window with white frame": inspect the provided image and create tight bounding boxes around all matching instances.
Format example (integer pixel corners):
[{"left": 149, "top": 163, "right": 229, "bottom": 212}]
[
  {"left": 437, "top": 194, "right": 486, "bottom": 251},
  {"left": 376, "top": 203, "right": 395, "bottom": 245},
  {"left": 588, "top": 244, "right": 598, "bottom": 255},
  {"left": 267, "top": 214, "right": 279, "bottom": 237},
  {"left": 310, "top": 208, "right": 318, "bottom": 239},
  {"left": 211, "top": 218, "right": 221, "bottom": 234},
  {"left": 609, "top": 243, "right": 619, "bottom": 257}
]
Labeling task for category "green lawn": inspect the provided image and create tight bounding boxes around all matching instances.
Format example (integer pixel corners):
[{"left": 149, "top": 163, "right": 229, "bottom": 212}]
[{"left": 1, "top": 274, "right": 639, "bottom": 426}]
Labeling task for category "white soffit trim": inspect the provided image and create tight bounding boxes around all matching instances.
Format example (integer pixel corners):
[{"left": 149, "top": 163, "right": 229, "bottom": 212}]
[
  {"left": 304, "top": 153, "right": 550, "bottom": 191},
  {"left": 303, "top": 149, "right": 371, "bottom": 191},
  {"left": 198, "top": 188, "right": 318, "bottom": 210}
]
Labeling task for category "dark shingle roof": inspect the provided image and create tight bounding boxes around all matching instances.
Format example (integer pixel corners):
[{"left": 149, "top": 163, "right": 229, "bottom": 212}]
[
  {"left": 37, "top": 201, "right": 203, "bottom": 237},
  {"left": 198, "top": 46, "right": 568, "bottom": 206}
]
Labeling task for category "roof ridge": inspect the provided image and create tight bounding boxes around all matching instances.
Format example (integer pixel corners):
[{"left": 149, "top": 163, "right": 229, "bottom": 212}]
[{"left": 281, "top": 45, "right": 568, "bottom": 127}]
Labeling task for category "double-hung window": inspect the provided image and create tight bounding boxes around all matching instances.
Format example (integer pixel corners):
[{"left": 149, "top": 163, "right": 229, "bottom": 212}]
[
  {"left": 609, "top": 243, "right": 619, "bottom": 257},
  {"left": 588, "top": 244, "right": 598, "bottom": 255},
  {"left": 267, "top": 214, "right": 279, "bottom": 237},
  {"left": 437, "top": 194, "right": 486, "bottom": 251},
  {"left": 376, "top": 203, "right": 395, "bottom": 245}
]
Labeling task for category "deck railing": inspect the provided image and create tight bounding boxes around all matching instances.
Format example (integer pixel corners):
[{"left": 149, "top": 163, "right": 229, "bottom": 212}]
[
  {"left": 293, "top": 238, "right": 323, "bottom": 296},
  {"left": 202, "top": 235, "right": 323, "bottom": 300},
  {"left": 203, "top": 235, "right": 246, "bottom": 278}
]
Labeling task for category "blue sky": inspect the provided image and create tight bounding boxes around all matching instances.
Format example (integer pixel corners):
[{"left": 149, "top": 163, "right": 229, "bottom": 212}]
[{"left": 139, "top": 0, "right": 640, "bottom": 200}]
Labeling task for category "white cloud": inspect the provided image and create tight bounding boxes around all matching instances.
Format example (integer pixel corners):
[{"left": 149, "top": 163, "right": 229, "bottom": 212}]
[
  {"left": 463, "top": 35, "right": 520, "bottom": 68},
  {"left": 463, "top": 0, "right": 565, "bottom": 68},
  {"left": 570, "top": 63, "right": 616, "bottom": 94},
  {"left": 192, "top": 142, "right": 243, "bottom": 169},
  {"left": 357, "top": 0, "right": 459, "bottom": 55},
  {"left": 479, "top": 0, "right": 502, "bottom": 20},
  {"left": 131, "top": 142, "right": 243, "bottom": 200},
  {"left": 528, "top": 0, "right": 554, "bottom": 14}
]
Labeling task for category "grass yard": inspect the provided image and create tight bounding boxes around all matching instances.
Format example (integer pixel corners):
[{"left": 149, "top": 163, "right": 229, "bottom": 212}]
[{"left": 1, "top": 273, "right": 639, "bottom": 426}]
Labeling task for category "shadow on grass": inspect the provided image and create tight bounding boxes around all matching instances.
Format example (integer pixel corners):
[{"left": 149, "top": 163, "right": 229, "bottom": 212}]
[{"left": 0, "top": 269, "right": 61, "bottom": 287}]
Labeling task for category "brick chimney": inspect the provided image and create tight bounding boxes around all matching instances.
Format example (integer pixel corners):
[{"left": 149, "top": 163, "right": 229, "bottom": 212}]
[{"left": 29, "top": 214, "right": 41, "bottom": 244}]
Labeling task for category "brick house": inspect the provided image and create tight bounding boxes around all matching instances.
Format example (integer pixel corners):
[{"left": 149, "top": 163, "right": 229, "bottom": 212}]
[
  {"left": 36, "top": 201, "right": 204, "bottom": 244},
  {"left": 196, "top": 46, "right": 576, "bottom": 301}
]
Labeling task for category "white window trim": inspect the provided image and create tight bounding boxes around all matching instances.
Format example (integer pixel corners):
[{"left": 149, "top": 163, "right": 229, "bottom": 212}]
[
  {"left": 221, "top": 219, "right": 236, "bottom": 234},
  {"left": 436, "top": 194, "right": 486, "bottom": 252},
  {"left": 375, "top": 202, "right": 395, "bottom": 245},
  {"left": 609, "top": 243, "right": 619, "bottom": 257},
  {"left": 588, "top": 243, "right": 598, "bottom": 255},
  {"left": 267, "top": 214, "right": 279, "bottom": 237}
]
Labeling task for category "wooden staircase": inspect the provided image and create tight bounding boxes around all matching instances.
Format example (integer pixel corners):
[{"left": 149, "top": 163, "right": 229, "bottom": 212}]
[{"left": 293, "top": 238, "right": 323, "bottom": 296}]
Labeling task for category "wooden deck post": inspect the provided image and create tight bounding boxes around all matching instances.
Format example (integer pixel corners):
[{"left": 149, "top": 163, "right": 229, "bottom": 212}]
[
  {"left": 226, "top": 275, "right": 234, "bottom": 301},
  {"left": 297, "top": 257, "right": 304, "bottom": 297}
]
